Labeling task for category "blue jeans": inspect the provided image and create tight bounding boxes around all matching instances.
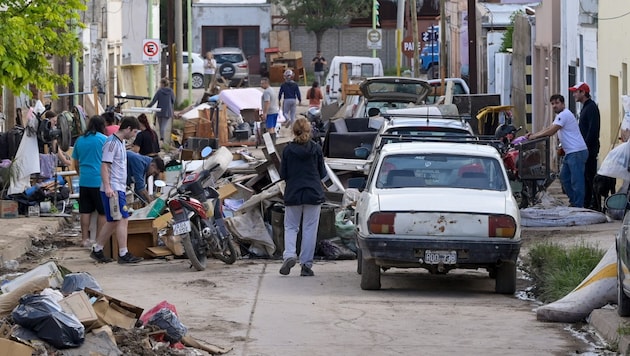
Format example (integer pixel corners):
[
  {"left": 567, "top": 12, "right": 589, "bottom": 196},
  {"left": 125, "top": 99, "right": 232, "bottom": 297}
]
[{"left": 560, "top": 149, "right": 588, "bottom": 207}]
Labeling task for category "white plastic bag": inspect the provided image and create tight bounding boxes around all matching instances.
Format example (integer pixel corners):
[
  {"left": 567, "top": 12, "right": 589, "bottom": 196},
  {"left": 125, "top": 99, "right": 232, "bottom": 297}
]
[
  {"left": 597, "top": 141, "right": 630, "bottom": 180},
  {"left": 621, "top": 95, "right": 630, "bottom": 142}
]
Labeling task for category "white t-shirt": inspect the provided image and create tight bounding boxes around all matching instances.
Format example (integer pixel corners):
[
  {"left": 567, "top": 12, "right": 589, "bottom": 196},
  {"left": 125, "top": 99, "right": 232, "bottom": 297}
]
[
  {"left": 100, "top": 134, "right": 127, "bottom": 192},
  {"left": 553, "top": 108, "right": 587, "bottom": 154},
  {"left": 204, "top": 58, "right": 216, "bottom": 75},
  {"left": 262, "top": 87, "right": 279, "bottom": 115}
]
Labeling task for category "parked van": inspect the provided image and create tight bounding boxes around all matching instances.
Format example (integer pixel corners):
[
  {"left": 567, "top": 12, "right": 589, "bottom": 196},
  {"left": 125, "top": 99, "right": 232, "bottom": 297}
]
[{"left": 324, "top": 56, "right": 384, "bottom": 105}]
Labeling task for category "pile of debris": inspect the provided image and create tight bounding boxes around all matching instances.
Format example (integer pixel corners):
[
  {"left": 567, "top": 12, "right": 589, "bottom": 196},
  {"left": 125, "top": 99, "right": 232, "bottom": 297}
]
[{"left": 0, "top": 262, "right": 231, "bottom": 355}]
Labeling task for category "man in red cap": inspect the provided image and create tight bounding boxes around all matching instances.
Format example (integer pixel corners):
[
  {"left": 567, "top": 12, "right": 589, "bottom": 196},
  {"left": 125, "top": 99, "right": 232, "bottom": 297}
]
[{"left": 569, "top": 81, "right": 600, "bottom": 210}]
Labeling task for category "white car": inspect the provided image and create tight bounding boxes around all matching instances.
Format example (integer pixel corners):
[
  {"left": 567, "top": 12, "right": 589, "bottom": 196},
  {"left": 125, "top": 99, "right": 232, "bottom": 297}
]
[
  {"left": 352, "top": 141, "right": 521, "bottom": 293},
  {"left": 182, "top": 52, "right": 205, "bottom": 89}
]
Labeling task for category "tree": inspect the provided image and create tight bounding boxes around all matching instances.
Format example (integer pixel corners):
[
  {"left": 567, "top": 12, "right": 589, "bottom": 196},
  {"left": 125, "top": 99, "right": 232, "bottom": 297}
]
[
  {"left": 274, "top": 0, "right": 373, "bottom": 52},
  {"left": 0, "top": 0, "right": 86, "bottom": 96}
]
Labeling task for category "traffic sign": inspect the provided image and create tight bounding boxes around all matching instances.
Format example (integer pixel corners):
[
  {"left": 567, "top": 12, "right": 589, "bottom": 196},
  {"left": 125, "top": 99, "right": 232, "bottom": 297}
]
[
  {"left": 422, "top": 31, "right": 439, "bottom": 42},
  {"left": 367, "top": 29, "right": 382, "bottom": 50},
  {"left": 401, "top": 36, "right": 419, "bottom": 59},
  {"left": 142, "top": 39, "right": 160, "bottom": 64}
]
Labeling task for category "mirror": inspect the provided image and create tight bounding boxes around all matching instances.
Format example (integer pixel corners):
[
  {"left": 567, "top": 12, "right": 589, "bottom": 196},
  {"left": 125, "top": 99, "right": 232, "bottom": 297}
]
[
  {"left": 605, "top": 193, "right": 628, "bottom": 211},
  {"left": 201, "top": 146, "right": 213, "bottom": 158},
  {"left": 354, "top": 147, "right": 369, "bottom": 159},
  {"left": 120, "top": 92, "right": 127, "bottom": 98},
  {"left": 154, "top": 180, "right": 166, "bottom": 188},
  {"left": 347, "top": 177, "right": 366, "bottom": 192}
]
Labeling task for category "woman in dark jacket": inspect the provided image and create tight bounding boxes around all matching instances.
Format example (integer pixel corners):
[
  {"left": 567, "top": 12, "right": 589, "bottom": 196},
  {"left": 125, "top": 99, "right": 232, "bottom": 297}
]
[{"left": 279, "top": 117, "right": 327, "bottom": 277}]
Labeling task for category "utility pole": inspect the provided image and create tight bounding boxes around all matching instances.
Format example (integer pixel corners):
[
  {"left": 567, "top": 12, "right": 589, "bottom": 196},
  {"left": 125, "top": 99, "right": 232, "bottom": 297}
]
[
  {"left": 397, "top": 0, "right": 405, "bottom": 76},
  {"left": 175, "top": 0, "right": 183, "bottom": 104},
  {"left": 468, "top": 0, "right": 477, "bottom": 93},
  {"left": 187, "top": 0, "right": 192, "bottom": 104},
  {"left": 410, "top": 0, "right": 419, "bottom": 78},
  {"left": 440, "top": 0, "right": 446, "bottom": 83}
]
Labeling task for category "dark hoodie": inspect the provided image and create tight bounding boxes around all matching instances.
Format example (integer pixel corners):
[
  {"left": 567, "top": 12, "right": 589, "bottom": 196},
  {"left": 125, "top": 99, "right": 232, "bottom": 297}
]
[
  {"left": 280, "top": 140, "right": 326, "bottom": 206},
  {"left": 148, "top": 87, "right": 175, "bottom": 119}
]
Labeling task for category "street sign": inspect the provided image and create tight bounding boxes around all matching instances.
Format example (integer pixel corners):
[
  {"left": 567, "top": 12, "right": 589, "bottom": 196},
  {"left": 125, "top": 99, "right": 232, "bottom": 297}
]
[
  {"left": 367, "top": 29, "right": 382, "bottom": 50},
  {"left": 422, "top": 31, "right": 439, "bottom": 42},
  {"left": 142, "top": 39, "right": 161, "bottom": 64},
  {"left": 401, "top": 36, "right": 419, "bottom": 59}
]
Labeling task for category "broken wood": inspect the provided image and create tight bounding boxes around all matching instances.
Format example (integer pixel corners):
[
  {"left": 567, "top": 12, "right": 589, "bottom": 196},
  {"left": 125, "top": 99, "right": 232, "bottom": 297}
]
[{"left": 181, "top": 335, "right": 232, "bottom": 355}]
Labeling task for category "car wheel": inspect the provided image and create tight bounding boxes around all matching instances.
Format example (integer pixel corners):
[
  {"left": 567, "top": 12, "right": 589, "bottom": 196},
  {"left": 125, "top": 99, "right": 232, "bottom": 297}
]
[
  {"left": 427, "top": 65, "right": 439, "bottom": 79},
  {"left": 192, "top": 74, "right": 204, "bottom": 89},
  {"left": 495, "top": 261, "right": 516, "bottom": 294},
  {"left": 357, "top": 249, "right": 362, "bottom": 275},
  {"left": 617, "top": 256, "right": 630, "bottom": 316},
  {"left": 360, "top": 254, "right": 381, "bottom": 290}
]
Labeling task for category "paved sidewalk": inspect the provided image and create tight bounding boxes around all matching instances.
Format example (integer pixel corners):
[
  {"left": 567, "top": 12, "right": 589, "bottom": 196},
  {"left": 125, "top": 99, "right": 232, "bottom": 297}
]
[{"left": 0, "top": 216, "right": 66, "bottom": 264}]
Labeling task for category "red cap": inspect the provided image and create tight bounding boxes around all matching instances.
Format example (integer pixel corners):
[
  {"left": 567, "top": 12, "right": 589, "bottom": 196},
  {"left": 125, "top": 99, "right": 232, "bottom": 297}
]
[{"left": 569, "top": 82, "right": 590, "bottom": 93}]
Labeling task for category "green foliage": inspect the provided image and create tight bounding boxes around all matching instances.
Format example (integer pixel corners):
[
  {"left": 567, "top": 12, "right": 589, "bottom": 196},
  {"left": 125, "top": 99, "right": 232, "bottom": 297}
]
[
  {"left": 499, "top": 10, "right": 523, "bottom": 53},
  {"left": 521, "top": 242, "right": 605, "bottom": 303},
  {"left": 0, "top": 0, "right": 86, "bottom": 96},
  {"left": 273, "top": 0, "right": 372, "bottom": 50}
]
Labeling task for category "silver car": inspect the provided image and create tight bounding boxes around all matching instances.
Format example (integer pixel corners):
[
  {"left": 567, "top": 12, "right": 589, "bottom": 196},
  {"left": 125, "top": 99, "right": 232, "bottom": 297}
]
[{"left": 212, "top": 47, "right": 249, "bottom": 87}]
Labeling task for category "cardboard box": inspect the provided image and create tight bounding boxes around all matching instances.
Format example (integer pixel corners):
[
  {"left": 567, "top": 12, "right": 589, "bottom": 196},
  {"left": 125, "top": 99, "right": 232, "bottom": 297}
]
[
  {"left": 0, "top": 339, "right": 33, "bottom": 356},
  {"left": 241, "top": 109, "right": 259, "bottom": 124},
  {"left": 84, "top": 287, "right": 143, "bottom": 330},
  {"left": 58, "top": 291, "right": 98, "bottom": 327},
  {"left": 164, "top": 234, "right": 185, "bottom": 255},
  {"left": 0, "top": 200, "right": 18, "bottom": 218},
  {"left": 217, "top": 183, "right": 238, "bottom": 200}
]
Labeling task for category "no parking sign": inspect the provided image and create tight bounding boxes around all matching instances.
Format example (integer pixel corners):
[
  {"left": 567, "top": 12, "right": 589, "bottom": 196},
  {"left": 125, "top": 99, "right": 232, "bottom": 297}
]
[{"left": 143, "top": 39, "right": 160, "bottom": 64}]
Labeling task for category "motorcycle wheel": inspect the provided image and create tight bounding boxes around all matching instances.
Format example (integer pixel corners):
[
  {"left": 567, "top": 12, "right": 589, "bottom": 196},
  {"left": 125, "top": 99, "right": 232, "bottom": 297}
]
[
  {"left": 212, "top": 233, "right": 237, "bottom": 265},
  {"left": 516, "top": 183, "right": 530, "bottom": 209},
  {"left": 182, "top": 222, "right": 207, "bottom": 271}
]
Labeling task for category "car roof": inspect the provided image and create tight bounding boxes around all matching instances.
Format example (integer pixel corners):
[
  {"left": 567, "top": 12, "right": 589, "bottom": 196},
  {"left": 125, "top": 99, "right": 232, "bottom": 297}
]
[
  {"left": 380, "top": 141, "right": 500, "bottom": 158},
  {"left": 382, "top": 117, "right": 473, "bottom": 133},
  {"left": 359, "top": 76, "right": 431, "bottom": 102},
  {"left": 212, "top": 47, "right": 243, "bottom": 53}
]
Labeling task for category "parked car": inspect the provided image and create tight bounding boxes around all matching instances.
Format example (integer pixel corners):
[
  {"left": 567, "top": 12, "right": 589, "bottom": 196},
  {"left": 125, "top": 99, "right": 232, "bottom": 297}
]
[
  {"left": 425, "top": 78, "right": 471, "bottom": 104},
  {"left": 351, "top": 141, "right": 521, "bottom": 293},
  {"left": 605, "top": 193, "right": 630, "bottom": 316},
  {"left": 212, "top": 47, "right": 249, "bottom": 87},
  {"left": 181, "top": 52, "right": 205, "bottom": 89},
  {"left": 324, "top": 56, "right": 384, "bottom": 105}
]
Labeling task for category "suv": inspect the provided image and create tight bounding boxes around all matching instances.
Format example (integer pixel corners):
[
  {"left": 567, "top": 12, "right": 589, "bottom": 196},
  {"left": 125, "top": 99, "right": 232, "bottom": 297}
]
[{"left": 212, "top": 47, "right": 249, "bottom": 87}]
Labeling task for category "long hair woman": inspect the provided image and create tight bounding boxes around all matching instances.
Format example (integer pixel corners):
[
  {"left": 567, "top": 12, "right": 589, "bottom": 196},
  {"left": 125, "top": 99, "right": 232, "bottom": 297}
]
[{"left": 132, "top": 114, "right": 160, "bottom": 156}]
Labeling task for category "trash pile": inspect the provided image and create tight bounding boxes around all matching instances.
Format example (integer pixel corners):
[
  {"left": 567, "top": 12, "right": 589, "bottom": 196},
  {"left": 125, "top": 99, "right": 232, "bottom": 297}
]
[{"left": 0, "top": 262, "right": 232, "bottom": 355}]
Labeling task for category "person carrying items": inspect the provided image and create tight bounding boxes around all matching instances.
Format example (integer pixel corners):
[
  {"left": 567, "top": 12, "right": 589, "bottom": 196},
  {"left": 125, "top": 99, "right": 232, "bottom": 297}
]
[
  {"left": 260, "top": 77, "right": 280, "bottom": 144},
  {"left": 71, "top": 115, "right": 107, "bottom": 247},
  {"left": 311, "top": 51, "right": 327, "bottom": 86},
  {"left": 90, "top": 116, "right": 144, "bottom": 264},
  {"left": 126, "top": 150, "right": 165, "bottom": 204},
  {"left": 278, "top": 69, "right": 301, "bottom": 128},
  {"left": 147, "top": 78, "right": 175, "bottom": 144},
  {"left": 527, "top": 94, "right": 588, "bottom": 208}
]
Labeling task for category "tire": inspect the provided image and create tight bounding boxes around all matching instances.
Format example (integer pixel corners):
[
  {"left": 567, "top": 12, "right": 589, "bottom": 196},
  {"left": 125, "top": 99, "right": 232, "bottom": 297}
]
[
  {"left": 357, "top": 248, "right": 363, "bottom": 275},
  {"left": 57, "top": 111, "right": 71, "bottom": 152},
  {"left": 182, "top": 222, "right": 207, "bottom": 271},
  {"left": 495, "top": 261, "right": 516, "bottom": 294},
  {"left": 515, "top": 183, "right": 530, "bottom": 209},
  {"left": 427, "top": 64, "right": 439, "bottom": 79},
  {"left": 192, "top": 74, "right": 204, "bottom": 89},
  {"left": 219, "top": 62, "right": 236, "bottom": 80},
  {"left": 213, "top": 233, "right": 237, "bottom": 265},
  {"left": 360, "top": 254, "right": 381, "bottom": 290},
  {"left": 617, "top": 256, "right": 630, "bottom": 316}
]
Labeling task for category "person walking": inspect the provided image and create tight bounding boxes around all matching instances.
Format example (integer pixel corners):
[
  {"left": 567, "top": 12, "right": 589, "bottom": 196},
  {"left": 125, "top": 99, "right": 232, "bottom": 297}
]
[
  {"left": 132, "top": 113, "right": 160, "bottom": 157},
  {"left": 279, "top": 117, "right": 327, "bottom": 277},
  {"left": 90, "top": 116, "right": 144, "bottom": 264},
  {"left": 260, "top": 77, "right": 280, "bottom": 143},
  {"left": 278, "top": 69, "right": 301, "bottom": 127},
  {"left": 527, "top": 94, "right": 588, "bottom": 207},
  {"left": 311, "top": 51, "right": 327, "bottom": 86},
  {"left": 570, "top": 82, "right": 600, "bottom": 209},
  {"left": 147, "top": 78, "right": 175, "bottom": 144},
  {"left": 306, "top": 81, "right": 323, "bottom": 109},
  {"left": 203, "top": 51, "right": 217, "bottom": 93},
  {"left": 126, "top": 151, "right": 165, "bottom": 204},
  {"left": 71, "top": 115, "right": 107, "bottom": 247}
]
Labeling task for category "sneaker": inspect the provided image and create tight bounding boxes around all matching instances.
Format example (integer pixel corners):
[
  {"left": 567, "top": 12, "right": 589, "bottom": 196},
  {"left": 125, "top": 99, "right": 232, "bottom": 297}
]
[
  {"left": 300, "top": 265, "right": 314, "bottom": 277},
  {"left": 279, "top": 257, "right": 297, "bottom": 275},
  {"left": 90, "top": 248, "right": 113, "bottom": 263},
  {"left": 118, "top": 252, "right": 143, "bottom": 264}
]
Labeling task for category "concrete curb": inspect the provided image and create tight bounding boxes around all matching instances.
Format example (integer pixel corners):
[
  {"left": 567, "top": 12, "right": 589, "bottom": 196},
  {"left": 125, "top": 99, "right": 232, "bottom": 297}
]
[
  {"left": 0, "top": 216, "right": 67, "bottom": 264},
  {"left": 590, "top": 308, "right": 630, "bottom": 355}
]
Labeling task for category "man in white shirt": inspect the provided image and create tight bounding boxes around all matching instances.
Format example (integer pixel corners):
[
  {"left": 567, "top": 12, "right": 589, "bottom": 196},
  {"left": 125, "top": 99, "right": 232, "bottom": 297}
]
[{"left": 528, "top": 94, "right": 588, "bottom": 207}]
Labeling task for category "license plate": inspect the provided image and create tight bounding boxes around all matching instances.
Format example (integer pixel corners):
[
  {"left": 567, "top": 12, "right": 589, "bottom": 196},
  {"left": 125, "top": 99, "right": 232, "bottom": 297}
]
[
  {"left": 424, "top": 250, "right": 457, "bottom": 264},
  {"left": 172, "top": 220, "right": 191, "bottom": 235}
]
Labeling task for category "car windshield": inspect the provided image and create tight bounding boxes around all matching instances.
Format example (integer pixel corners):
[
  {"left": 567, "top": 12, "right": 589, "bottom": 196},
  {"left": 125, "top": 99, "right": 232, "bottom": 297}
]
[
  {"left": 375, "top": 153, "right": 507, "bottom": 191},
  {"left": 214, "top": 53, "right": 244, "bottom": 63}
]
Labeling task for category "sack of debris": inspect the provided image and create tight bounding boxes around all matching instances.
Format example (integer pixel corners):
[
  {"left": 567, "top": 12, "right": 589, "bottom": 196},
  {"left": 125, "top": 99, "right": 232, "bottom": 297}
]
[{"left": 61, "top": 272, "right": 103, "bottom": 295}]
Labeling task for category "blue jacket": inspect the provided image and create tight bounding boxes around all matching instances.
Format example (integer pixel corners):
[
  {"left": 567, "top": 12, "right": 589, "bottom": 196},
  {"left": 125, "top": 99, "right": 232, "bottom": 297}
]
[
  {"left": 126, "top": 151, "right": 152, "bottom": 194},
  {"left": 280, "top": 140, "right": 326, "bottom": 206},
  {"left": 278, "top": 81, "right": 302, "bottom": 101}
]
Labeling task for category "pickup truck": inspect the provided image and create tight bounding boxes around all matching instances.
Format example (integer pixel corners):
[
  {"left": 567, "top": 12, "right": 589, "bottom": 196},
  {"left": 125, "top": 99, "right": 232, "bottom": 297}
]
[{"left": 420, "top": 44, "right": 439, "bottom": 79}]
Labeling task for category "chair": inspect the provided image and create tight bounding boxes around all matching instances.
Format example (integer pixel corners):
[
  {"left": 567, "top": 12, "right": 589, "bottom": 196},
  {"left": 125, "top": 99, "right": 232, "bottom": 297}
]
[{"left": 386, "top": 170, "right": 425, "bottom": 188}]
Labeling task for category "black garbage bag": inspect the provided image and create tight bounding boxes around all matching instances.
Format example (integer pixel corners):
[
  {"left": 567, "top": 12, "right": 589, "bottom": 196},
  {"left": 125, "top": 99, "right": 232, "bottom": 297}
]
[
  {"left": 147, "top": 308, "right": 188, "bottom": 343},
  {"left": 316, "top": 239, "right": 357, "bottom": 260},
  {"left": 12, "top": 294, "right": 85, "bottom": 349},
  {"left": 61, "top": 272, "right": 103, "bottom": 295}
]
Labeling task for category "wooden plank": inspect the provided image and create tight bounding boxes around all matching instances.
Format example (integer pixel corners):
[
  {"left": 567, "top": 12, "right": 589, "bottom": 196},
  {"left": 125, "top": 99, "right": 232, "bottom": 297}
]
[
  {"left": 219, "top": 105, "right": 229, "bottom": 145},
  {"left": 217, "top": 183, "right": 238, "bottom": 200},
  {"left": 146, "top": 246, "right": 173, "bottom": 257}
]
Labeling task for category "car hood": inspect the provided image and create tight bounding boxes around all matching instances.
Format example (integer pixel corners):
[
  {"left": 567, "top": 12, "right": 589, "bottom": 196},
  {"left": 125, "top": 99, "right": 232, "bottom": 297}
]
[
  {"left": 376, "top": 189, "right": 508, "bottom": 214},
  {"left": 360, "top": 77, "right": 431, "bottom": 103}
]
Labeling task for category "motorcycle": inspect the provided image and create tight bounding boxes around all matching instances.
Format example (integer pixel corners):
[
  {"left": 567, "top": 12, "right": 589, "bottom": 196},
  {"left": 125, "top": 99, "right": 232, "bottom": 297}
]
[
  {"left": 494, "top": 121, "right": 554, "bottom": 208},
  {"left": 155, "top": 147, "right": 236, "bottom": 270}
]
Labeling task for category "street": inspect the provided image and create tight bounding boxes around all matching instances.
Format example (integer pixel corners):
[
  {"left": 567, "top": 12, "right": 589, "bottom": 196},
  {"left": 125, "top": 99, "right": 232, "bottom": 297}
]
[{"left": 48, "top": 226, "right": 612, "bottom": 356}]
